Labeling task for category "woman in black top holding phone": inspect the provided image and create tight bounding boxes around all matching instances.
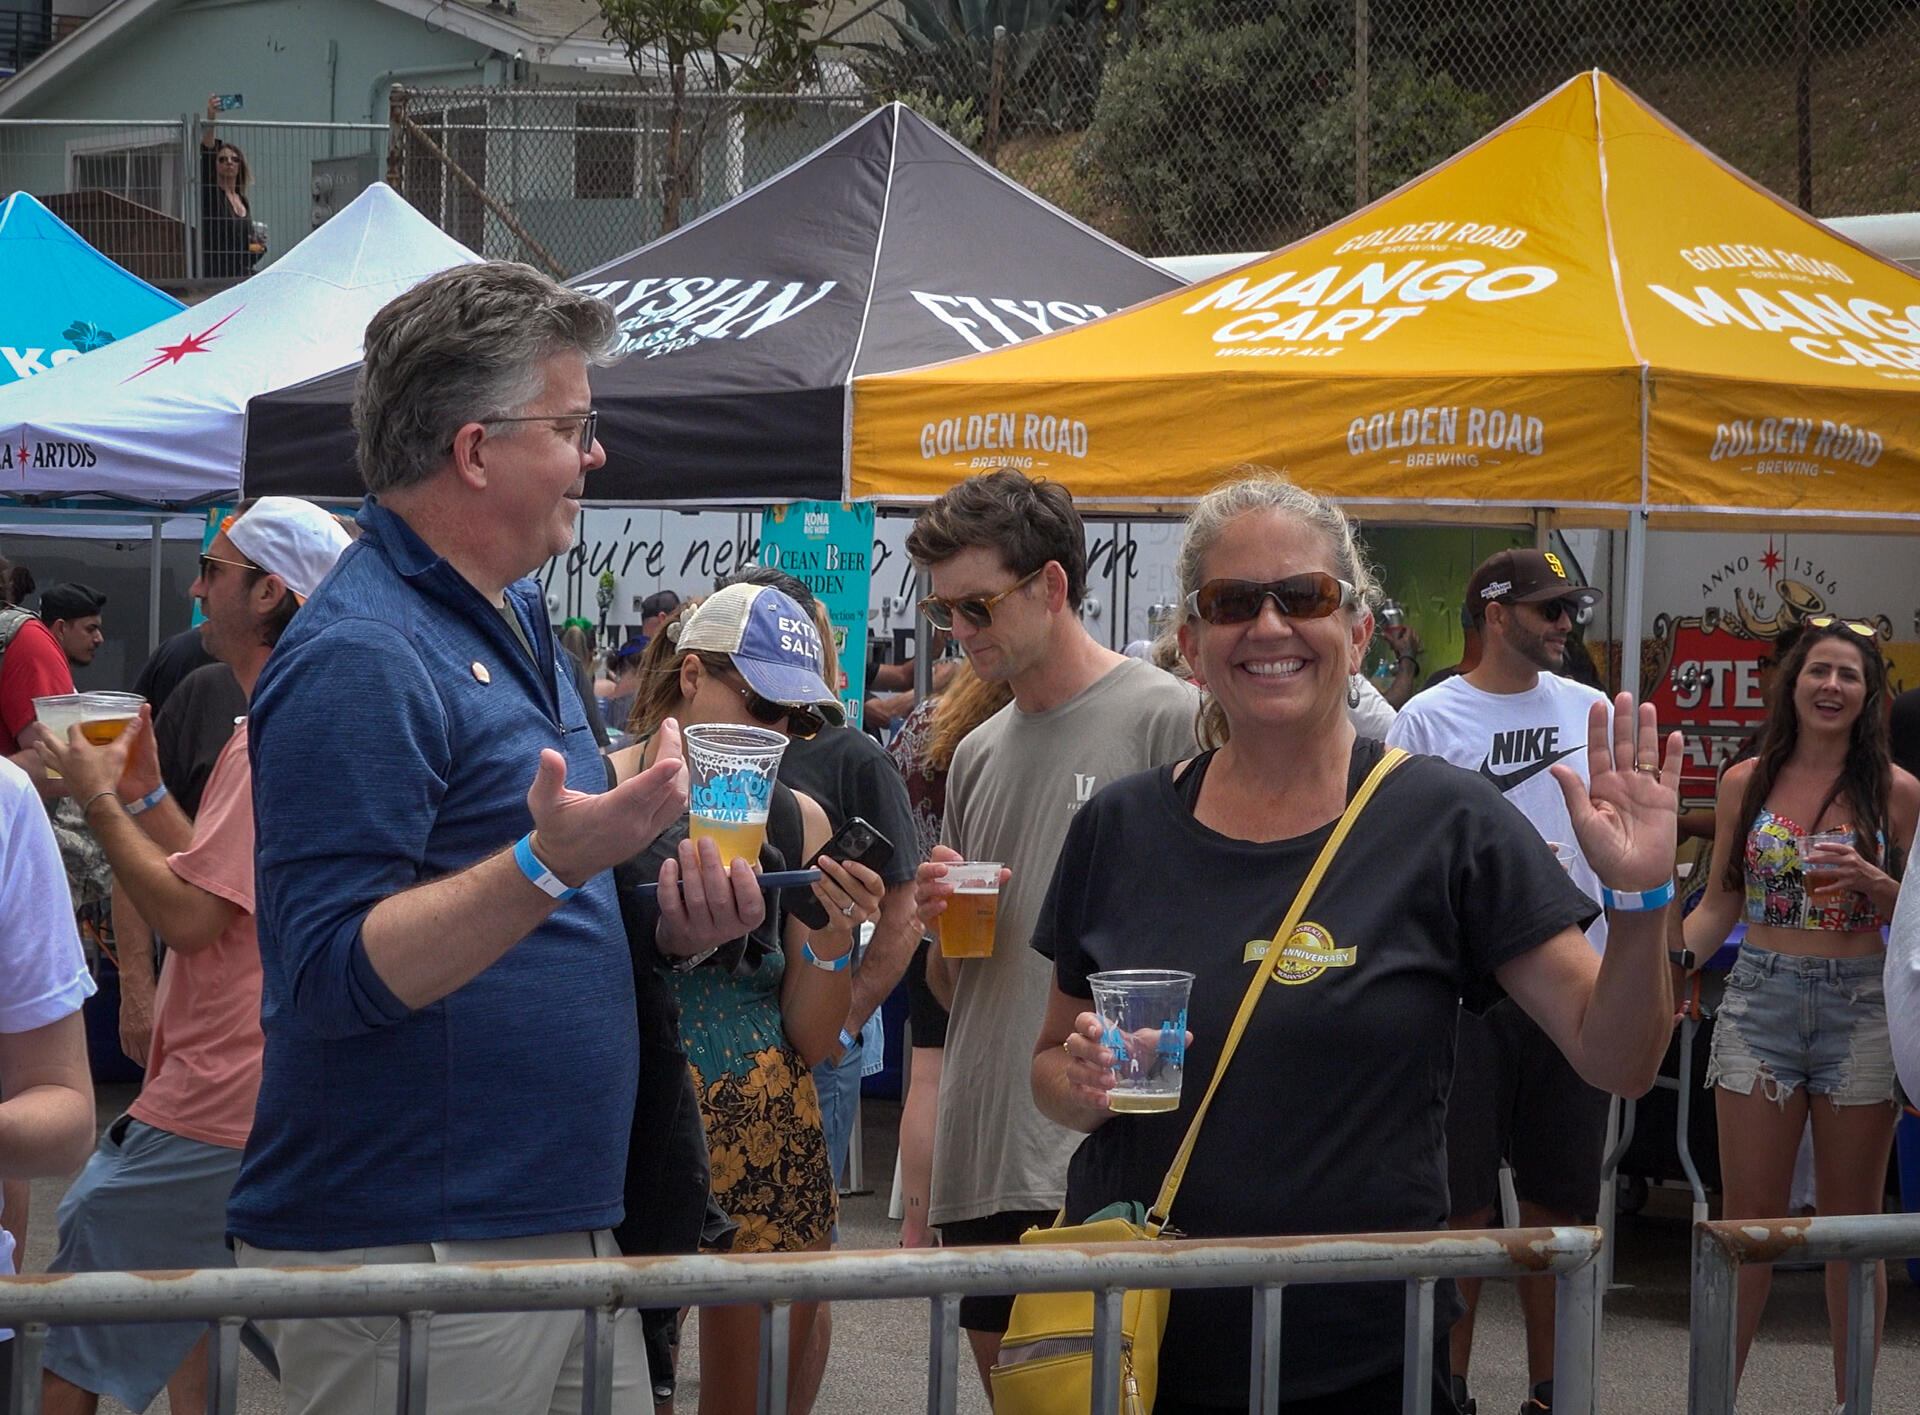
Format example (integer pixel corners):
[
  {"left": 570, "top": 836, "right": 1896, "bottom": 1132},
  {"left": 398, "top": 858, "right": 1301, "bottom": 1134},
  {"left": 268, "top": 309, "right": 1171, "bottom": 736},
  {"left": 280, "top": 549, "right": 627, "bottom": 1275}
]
[{"left": 200, "top": 93, "right": 260, "bottom": 277}]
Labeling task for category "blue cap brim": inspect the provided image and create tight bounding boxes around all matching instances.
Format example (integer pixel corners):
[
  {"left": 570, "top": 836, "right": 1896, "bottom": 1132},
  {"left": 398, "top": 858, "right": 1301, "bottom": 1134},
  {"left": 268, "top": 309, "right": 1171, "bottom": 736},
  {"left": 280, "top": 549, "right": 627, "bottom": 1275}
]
[{"left": 732, "top": 654, "right": 847, "bottom": 726}]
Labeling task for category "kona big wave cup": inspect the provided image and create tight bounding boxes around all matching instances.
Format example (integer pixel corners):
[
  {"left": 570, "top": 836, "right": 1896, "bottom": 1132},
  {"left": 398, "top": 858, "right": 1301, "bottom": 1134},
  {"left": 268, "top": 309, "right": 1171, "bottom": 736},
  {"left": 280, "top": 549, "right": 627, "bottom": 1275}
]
[{"left": 682, "top": 722, "right": 788, "bottom": 866}]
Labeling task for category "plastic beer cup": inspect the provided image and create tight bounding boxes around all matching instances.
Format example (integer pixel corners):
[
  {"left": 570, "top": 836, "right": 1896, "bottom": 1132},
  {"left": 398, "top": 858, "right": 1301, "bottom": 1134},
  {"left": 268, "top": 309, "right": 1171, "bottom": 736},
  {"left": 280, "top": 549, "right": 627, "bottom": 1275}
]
[
  {"left": 1546, "top": 840, "right": 1576, "bottom": 872},
  {"left": 1087, "top": 969, "right": 1195, "bottom": 1114},
  {"left": 30, "top": 694, "right": 88, "bottom": 778},
  {"left": 936, "top": 862, "right": 1002, "bottom": 959},
  {"left": 683, "top": 722, "right": 787, "bottom": 866},
  {"left": 79, "top": 691, "right": 144, "bottom": 745},
  {"left": 1797, "top": 828, "right": 1854, "bottom": 900}
]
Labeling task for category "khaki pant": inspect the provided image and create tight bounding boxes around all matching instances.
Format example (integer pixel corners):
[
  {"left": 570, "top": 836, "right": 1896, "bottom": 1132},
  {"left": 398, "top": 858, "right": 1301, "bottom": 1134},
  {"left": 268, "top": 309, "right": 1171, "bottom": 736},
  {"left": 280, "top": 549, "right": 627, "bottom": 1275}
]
[{"left": 236, "top": 1230, "right": 648, "bottom": 1415}]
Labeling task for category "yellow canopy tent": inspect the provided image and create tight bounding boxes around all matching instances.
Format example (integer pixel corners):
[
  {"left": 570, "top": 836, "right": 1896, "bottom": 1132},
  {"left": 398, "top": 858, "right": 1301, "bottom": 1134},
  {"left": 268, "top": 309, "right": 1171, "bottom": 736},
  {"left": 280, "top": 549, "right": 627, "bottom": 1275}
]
[{"left": 849, "top": 70, "right": 1920, "bottom": 533}]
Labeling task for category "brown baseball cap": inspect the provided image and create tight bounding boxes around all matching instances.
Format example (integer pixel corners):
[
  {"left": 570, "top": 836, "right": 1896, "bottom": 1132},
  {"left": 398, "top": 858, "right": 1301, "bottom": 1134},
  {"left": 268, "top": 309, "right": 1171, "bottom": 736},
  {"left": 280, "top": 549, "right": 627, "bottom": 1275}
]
[{"left": 1466, "top": 548, "right": 1603, "bottom": 615}]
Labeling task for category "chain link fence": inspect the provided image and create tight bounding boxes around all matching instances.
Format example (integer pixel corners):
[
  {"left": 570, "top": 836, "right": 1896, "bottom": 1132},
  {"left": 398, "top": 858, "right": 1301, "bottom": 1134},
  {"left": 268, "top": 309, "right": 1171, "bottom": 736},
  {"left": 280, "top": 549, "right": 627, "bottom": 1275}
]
[
  {"left": 0, "top": 116, "right": 385, "bottom": 282},
  {"left": 3, "top": 2, "right": 1916, "bottom": 282}
]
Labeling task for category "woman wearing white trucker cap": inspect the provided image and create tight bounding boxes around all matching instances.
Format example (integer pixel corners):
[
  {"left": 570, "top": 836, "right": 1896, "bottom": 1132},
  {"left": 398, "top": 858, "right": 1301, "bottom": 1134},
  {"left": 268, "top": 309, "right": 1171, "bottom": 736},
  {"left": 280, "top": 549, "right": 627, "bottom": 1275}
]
[{"left": 605, "top": 581, "right": 881, "bottom": 1415}]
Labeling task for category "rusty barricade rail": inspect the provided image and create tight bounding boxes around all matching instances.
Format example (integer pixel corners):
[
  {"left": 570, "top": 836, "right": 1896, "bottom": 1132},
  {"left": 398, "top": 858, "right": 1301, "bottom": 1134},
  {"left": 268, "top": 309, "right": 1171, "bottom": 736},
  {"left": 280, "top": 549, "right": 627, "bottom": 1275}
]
[
  {"left": 0, "top": 1224, "right": 1603, "bottom": 1415},
  {"left": 1691, "top": 1212, "right": 1920, "bottom": 1415}
]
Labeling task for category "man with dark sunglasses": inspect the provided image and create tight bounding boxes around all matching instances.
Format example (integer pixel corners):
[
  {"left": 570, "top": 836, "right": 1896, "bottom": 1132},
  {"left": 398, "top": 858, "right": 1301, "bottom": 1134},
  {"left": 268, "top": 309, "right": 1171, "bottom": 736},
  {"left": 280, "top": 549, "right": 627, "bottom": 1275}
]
[
  {"left": 903, "top": 470, "right": 1198, "bottom": 1394},
  {"left": 1386, "top": 547, "right": 1612, "bottom": 1415}
]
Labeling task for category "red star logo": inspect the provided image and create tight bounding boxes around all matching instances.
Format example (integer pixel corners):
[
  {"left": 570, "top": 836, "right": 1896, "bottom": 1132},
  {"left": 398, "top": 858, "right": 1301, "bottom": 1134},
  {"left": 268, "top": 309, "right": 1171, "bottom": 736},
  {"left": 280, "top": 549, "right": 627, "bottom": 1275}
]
[
  {"left": 123, "top": 307, "right": 243, "bottom": 382},
  {"left": 1758, "top": 538, "right": 1782, "bottom": 583}
]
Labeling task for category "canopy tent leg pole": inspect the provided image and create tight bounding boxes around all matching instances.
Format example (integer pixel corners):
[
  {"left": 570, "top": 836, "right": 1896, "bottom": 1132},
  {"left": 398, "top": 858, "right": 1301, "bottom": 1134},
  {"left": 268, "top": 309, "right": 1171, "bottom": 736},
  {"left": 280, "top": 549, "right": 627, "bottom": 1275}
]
[
  {"left": 913, "top": 569, "right": 933, "bottom": 700},
  {"left": 1533, "top": 509, "right": 1551, "bottom": 551},
  {"left": 1621, "top": 510, "right": 1647, "bottom": 700},
  {"left": 149, "top": 517, "right": 165, "bottom": 662}
]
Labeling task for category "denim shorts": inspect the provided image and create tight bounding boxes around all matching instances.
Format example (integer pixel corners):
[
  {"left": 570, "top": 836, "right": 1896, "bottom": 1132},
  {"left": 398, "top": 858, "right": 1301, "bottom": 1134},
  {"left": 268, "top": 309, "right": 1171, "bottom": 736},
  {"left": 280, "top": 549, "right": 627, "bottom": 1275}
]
[{"left": 1705, "top": 944, "right": 1900, "bottom": 1107}]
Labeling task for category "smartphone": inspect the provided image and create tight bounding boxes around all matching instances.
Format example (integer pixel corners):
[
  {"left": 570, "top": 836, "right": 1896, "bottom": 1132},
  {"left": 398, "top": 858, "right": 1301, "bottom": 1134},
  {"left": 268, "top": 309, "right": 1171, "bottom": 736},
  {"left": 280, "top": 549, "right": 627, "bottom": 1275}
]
[
  {"left": 787, "top": 816, "right": 896, "bottom": 930},
  {"left": 632, "top": 867, "right": 822, "bottom": 899},
  {"left": 216, "top": 94, "right": 244, "bottom": 111}
]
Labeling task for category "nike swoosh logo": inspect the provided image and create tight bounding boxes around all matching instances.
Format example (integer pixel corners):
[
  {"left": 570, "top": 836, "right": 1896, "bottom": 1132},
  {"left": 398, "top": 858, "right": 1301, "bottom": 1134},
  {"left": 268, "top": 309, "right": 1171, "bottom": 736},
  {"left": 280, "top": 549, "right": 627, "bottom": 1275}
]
[{"left": 1478, "top": 746, "right": 1580, "bottom": 792}]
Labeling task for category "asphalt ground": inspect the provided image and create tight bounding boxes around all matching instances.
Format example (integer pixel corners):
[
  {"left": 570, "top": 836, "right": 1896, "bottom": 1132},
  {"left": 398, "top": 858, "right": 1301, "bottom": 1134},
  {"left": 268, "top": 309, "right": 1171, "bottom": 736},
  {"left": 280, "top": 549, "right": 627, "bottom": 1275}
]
[{"left": 18, "top": 1086, "right": 1919, "bottom": 1414}]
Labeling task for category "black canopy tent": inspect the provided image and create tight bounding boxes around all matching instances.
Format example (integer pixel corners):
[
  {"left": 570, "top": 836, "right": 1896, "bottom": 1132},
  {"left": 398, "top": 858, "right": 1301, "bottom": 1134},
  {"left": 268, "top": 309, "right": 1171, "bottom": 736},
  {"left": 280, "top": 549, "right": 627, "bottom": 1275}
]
[{"left": 243, "top": 104, "right": 1180, "bottom": 504}]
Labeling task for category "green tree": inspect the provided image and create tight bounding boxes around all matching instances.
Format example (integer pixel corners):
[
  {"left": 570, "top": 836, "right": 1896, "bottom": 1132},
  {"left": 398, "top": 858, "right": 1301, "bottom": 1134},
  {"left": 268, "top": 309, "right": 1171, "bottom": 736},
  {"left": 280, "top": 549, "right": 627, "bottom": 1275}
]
[{"left": 598, "top": 0, "right": 826, "bottom": 231}]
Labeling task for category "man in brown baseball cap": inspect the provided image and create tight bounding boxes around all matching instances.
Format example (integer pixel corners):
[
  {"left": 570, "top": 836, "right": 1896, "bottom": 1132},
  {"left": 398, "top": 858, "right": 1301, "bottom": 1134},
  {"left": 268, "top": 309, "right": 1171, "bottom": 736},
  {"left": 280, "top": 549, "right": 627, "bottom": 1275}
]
[{"left": 1464, "top": 547, "right": 1603, "bottom": 619}]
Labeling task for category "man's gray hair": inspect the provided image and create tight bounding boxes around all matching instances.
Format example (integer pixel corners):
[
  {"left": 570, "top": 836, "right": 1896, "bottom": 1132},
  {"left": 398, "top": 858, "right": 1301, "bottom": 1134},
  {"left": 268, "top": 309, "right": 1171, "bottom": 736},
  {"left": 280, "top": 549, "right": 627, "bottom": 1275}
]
[{"left": 353, "top": 262, "right": 618, "bottom": 494}]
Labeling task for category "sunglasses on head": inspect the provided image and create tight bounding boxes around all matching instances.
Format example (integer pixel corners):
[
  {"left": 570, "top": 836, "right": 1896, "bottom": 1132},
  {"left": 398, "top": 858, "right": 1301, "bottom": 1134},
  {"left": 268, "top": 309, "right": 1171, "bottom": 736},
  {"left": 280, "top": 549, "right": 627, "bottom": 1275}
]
[
  {"left": 480, "top": 409, "right": 599, "bottom": 456},
  {"left": 723, "top": 673, "right": 824, "bottom": 740},
  {"left": 1185, "top": 572, "right": 1356, "bottom": 626},
  {"left": 918, "top": 565, "right": 1045, "bottom": 631},
  {"left": 1805, "top": 615, "right": 1876, "bottom": 641}
]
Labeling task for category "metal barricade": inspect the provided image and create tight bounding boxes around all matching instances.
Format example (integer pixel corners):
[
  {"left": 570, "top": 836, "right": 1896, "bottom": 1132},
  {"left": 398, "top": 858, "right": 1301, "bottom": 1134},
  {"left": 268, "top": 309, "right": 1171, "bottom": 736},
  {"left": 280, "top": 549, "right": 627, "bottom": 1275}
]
[
  {"left": 1690, "top": 1212, "right": 1920, "bottom": 1415},
  {"left": 0, "top": 1224, "right": 1604, "bottom": 1415}
]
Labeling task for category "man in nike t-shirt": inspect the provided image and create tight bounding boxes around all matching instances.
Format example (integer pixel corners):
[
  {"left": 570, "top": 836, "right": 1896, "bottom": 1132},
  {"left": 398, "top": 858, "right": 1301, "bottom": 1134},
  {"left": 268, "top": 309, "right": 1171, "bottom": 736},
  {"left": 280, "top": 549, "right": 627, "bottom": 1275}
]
[{"left": 1386, "top": 547, "right": 1612, "bottom": 1415}]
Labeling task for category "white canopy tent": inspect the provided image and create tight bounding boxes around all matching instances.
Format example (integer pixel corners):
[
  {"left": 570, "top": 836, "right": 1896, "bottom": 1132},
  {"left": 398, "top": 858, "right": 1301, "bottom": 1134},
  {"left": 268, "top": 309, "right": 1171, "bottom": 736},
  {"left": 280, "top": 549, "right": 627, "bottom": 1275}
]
[{"left": 0, "top": 183, "right": 479, "bottom": 510}]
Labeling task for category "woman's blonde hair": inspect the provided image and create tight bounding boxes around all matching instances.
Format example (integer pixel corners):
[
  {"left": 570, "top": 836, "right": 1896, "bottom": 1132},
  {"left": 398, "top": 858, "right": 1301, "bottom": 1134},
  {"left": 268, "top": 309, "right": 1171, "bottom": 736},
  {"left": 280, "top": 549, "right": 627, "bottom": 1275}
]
[
  {"left": 926, "top": 660, "right": 1014, "bottom": 772},
  {"left": 1177, "top": 468, "right": 1379, "bottom": 749}
]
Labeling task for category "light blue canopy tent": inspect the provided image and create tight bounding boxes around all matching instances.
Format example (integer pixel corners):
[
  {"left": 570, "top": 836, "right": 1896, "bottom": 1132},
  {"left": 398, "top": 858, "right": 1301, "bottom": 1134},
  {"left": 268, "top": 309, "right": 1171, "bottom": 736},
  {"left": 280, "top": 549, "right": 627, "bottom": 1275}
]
[{"left": 0, "top": 191, "right": 182, "bottom": 385}]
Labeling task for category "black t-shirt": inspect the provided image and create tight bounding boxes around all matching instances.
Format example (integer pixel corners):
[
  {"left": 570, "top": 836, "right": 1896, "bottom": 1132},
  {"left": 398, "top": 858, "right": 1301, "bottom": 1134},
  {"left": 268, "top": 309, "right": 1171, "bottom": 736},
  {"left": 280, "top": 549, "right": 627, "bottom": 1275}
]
[
  {"left": 153, "top": 661, "right": 247, "bottom": 818},
  {"left": 777, "top": 725, "right": 922, "bottom": 885},
  {"left": 1033, "top": 739, "right": 1596, "bottom": 1404},
  {"left": 133, "top": 626, "right": 218, "bottom": 717}
]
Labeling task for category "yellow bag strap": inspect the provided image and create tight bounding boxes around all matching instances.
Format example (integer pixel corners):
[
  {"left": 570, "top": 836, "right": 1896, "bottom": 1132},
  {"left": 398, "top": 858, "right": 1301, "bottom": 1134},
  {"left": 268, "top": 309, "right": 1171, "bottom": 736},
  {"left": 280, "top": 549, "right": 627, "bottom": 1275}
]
[{"left": 1145, "top": 746, "right": 1408, "bottom": 1235}]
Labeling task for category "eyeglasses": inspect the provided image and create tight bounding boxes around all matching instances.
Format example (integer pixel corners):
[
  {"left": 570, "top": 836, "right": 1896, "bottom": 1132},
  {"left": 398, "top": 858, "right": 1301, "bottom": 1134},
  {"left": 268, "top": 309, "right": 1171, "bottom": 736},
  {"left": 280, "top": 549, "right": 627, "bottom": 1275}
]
[
  {"left": 481, "top": 410, "right": 599, "bottom": 455},
  {"left": 1805, "top": 615, "right": 1877, "bottom": 640},
  {"left": 723, "top": 674, "right": 824, "bottom": 740},
  {"left": 197, "top": 552, "right": 258, "bottom": 580},
  {"left": 1185, "top": 572, "right": 1356, "bottom": 626},
  {"left": 918, "top": 566, "right": 1045, "bottom": 631},
  {"left": 215, "top": 153, "right": 241, "bottom": 165}
]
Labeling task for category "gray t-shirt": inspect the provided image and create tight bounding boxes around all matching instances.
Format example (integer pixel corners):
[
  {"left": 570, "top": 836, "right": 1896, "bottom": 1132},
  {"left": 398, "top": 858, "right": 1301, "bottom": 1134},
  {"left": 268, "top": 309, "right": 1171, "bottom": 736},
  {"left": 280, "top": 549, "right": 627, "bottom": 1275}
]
[{"left": 932, "top": 656, "right": 1199, "bottom": 1225}]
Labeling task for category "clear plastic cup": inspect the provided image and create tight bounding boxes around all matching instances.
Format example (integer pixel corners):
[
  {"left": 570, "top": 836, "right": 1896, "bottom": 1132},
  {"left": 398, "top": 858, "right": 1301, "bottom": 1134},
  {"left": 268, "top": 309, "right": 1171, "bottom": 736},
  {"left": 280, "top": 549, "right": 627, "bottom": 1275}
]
[
  {"left": 31, "top": 693, "right": 88, "bottom": 778},
  {"left": 682, "top": 722, "right": 788, "bottom": 866},
  {"left": 936, "top": 861, "right": 1002, "bottom": 959},
  {"left": 79, "top": 691, "right": 144, "bottom": 746},
  {"left": 1797, "top": 828, "right": 1854, "bottom": 896},
  {"left": 1087, "top": 969, "right": 1195, "bottom": 1114},
  {"left": 1546, "top": 840, "right": 1576, "bottom": 872}
]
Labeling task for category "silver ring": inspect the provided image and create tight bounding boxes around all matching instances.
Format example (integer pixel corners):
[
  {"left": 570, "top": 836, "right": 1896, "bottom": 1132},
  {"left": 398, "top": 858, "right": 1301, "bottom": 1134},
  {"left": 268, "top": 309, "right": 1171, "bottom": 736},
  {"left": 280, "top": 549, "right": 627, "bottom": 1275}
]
[{"left": 840, "top": 901, "right": 855, "bottom": 917}]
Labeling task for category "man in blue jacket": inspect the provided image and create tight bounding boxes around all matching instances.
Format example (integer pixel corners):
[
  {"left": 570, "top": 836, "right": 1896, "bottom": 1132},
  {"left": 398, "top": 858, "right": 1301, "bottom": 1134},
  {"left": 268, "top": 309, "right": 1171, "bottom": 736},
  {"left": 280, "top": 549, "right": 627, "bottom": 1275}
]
[{"left": 233, "top": 262, "right": 749, "bottom": 1415}]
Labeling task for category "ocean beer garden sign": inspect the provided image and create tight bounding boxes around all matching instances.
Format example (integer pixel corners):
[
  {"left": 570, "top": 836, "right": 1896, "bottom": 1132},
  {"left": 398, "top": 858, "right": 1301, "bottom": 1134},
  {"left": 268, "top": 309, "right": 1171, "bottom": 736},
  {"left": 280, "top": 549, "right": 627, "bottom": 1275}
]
[{"left": 759, "top": 501, "right": 876, "bottom": 728}]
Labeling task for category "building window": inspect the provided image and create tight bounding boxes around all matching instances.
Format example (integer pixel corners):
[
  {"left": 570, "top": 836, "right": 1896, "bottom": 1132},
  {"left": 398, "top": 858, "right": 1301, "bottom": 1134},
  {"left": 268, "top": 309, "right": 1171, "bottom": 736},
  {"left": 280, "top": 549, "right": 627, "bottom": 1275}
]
[
  {"left": 70, "top": 143, "right": 178, "bottom": 215},
  {"left": 574, "top": 100, "right": 700, "bottom": 206}
]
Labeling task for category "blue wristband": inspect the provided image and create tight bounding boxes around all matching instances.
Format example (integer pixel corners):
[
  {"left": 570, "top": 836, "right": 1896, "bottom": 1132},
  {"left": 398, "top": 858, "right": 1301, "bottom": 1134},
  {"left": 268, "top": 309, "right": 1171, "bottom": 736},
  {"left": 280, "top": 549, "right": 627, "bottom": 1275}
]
[
  {"left": 803, "top": 940, "right": 853, "bottom": 973},
  {"left": 123, "top": 783, "right": 168, "bottom": 817},
  {"left": 513, "top": 833, "right": 579, "bottom": 901},
  {"left": 1601, "top": 878, "right": 1675, "bottom": 912},
  {"left": 838, "top": 1028, "right": 858, "bottom": 1052}
]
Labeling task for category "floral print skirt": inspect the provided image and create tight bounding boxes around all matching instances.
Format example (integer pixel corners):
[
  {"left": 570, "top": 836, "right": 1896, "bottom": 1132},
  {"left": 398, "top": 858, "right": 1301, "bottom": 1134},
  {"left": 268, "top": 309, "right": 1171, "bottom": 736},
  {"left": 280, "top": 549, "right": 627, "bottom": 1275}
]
[{"left": 670, "top": 955, "right": 836, "bottom": 1255}]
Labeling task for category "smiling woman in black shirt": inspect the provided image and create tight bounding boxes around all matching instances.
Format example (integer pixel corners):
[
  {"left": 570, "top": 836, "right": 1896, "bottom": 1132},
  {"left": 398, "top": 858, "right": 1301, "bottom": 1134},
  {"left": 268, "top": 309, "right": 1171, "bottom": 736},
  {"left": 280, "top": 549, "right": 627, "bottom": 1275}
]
[{"left": 1024, "top": 472, "right": 1682, "bottom": 1415}]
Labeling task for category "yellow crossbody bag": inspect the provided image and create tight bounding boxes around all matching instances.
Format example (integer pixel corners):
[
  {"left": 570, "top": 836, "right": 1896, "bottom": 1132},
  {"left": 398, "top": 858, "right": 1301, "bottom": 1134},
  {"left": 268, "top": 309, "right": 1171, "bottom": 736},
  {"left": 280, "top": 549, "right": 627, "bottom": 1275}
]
[{"left": 990, "top": 747, "right": 1409, "bottom": 1415}]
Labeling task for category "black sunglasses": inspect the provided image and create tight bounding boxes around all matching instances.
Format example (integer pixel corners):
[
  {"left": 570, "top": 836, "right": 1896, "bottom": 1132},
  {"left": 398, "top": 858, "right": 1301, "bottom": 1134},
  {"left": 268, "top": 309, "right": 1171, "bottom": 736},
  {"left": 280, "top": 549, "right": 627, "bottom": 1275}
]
[
  {"left": 724, "top": 675, "right": 824, "bottom": 740},
  {"left": 480, "top": 409, "right": 599, "bottom": 455},
  {"left": 918, "top": 566, "right": 1044, "bottom": 631},
  {"left": 1185, "top": 572, "right": 1356, "bottom": 626}
]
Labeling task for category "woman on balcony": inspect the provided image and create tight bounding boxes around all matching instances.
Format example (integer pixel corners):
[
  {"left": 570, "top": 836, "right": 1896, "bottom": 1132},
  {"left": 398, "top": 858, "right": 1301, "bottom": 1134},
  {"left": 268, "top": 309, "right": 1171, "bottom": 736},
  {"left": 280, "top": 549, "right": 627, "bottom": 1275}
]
[{"left": 199, "top": 93, "right": 261, "bottom": 278}]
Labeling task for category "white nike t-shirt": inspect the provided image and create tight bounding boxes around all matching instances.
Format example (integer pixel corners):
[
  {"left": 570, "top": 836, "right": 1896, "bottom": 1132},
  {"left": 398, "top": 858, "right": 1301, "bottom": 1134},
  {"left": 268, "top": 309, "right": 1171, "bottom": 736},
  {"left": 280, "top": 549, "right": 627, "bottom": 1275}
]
[{"left": 1388, "top": 672, "right": 1611, "bottom": 950}]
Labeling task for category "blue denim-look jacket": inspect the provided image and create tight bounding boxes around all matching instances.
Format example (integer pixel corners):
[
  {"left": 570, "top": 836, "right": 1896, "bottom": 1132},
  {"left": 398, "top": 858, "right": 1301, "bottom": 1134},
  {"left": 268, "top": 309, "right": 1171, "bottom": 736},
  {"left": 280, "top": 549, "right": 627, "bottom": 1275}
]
[{"left": 231, "top": 497, "right": 637, "bottom": 1249}]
